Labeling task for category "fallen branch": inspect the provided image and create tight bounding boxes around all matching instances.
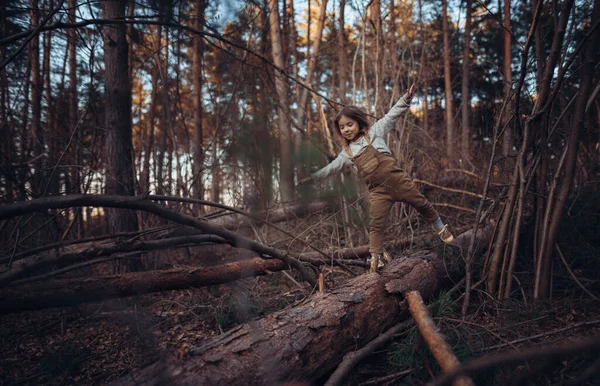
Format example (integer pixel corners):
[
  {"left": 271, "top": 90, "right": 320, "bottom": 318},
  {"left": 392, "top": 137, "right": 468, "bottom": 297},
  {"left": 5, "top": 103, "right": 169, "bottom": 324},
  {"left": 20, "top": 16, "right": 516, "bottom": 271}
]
[
  {"left": 406, "top": 291, "right": 474, "bottom": 386},
  {"left": 0, "top": 235, "right": 229, "bottom": 286},
  {"left": 0, "top": 257, "right": 287, "bottom": 315},
  {"left": 428, "top": 335, "right": 600, "bottom": 386},
  {"left": 324, "top": 320, "right": 413, "bottom": 386},
  {"left": 413, "top": 179, "right": 491, "bottom": 200},
  {"left": 0, "top": 194, "right": 316, "bottom": 286},
  {"left": 475, "top": 319, "right": 600, "bottom": 352},
  {"left": 556, "top": 244, "right": 600, "bottom": 301}
]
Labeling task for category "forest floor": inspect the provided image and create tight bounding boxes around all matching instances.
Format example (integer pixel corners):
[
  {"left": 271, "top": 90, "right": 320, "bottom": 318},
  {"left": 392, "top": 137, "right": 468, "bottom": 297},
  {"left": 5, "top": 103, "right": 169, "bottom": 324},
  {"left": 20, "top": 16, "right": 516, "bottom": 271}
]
[{"left": 1, "top": 260, "right": 599, "bottom": 386}]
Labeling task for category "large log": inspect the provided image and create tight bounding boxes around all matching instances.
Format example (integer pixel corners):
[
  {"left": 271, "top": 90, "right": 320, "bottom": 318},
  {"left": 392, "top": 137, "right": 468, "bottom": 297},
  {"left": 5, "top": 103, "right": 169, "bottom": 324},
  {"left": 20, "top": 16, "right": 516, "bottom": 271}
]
[
  {"left": 112, "top": 251, "right": 445, "bottom": 386},
  {"left": 0, "top": 258, "right": 287, "bottom": 315}
]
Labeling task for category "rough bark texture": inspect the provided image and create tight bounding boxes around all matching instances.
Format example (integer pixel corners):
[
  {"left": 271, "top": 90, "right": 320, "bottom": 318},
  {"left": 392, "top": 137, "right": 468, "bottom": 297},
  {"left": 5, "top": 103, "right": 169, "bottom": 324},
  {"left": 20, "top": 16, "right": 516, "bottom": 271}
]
[
  {"left": 442, "top": 0, "right": 455, "bottom": 162},
  {"left": 102, "top": 0, "right": 139, "bottom": 269},
  {"left": 192, "top": 0, "right": 205, "bottom": 203},
  {"left": 0, "top": 258, "right": 287, "bottom": 315},
  {"left": 112, "top": 251, "right": 445, "bottom": 386},
  {"left": 268, "top": 0, "right": 294, "bottom": 202}
]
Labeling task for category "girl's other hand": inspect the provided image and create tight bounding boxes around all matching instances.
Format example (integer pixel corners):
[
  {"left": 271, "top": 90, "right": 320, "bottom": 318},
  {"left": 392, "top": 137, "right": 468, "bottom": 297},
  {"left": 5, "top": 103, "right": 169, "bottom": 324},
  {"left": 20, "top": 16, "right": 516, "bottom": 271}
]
[
  {"left": 407, "top": 83, "right": 416, "bottom": 99},
  {"left": 298, "top": 177, "right": 313, "bottom": 185}
]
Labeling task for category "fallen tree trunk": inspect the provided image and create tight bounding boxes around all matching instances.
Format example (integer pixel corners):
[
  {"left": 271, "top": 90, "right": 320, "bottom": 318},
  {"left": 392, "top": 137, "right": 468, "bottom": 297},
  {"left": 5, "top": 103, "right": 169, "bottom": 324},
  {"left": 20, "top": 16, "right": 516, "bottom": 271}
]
[
  {"left": 0, "top": 258, "right": 287, "bottom": 315},
  {"left": 112, "top": 251, "right": 446, "bottom": 386},
  {"left": 0, "top": 235, "right": 230, "bottom": 286}
]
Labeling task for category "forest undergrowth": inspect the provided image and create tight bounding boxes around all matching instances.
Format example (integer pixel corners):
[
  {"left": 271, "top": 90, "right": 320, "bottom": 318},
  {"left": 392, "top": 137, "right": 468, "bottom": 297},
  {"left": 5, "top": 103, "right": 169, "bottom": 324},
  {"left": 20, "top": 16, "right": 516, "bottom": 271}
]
[{"left": 1, "top": 194, "right": 599, "bottom": 386}]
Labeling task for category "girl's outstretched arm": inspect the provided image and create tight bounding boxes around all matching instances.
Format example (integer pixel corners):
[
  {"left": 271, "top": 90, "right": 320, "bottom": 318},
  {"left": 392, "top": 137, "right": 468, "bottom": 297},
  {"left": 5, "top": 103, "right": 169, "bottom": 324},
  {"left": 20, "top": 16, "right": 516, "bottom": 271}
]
[
  {"left": 304, "top": 152, "right": 353, "bottom": 183},
  {"left": 370, "top": 84, "right": 416, "bottom": 137}
]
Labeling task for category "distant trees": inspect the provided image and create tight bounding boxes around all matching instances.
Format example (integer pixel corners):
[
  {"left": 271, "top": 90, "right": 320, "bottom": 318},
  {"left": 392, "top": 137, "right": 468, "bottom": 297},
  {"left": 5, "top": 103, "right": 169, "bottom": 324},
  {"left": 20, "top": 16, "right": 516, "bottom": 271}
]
[{"left": 0, "top": 0, "right": 599, "bottom": 298}]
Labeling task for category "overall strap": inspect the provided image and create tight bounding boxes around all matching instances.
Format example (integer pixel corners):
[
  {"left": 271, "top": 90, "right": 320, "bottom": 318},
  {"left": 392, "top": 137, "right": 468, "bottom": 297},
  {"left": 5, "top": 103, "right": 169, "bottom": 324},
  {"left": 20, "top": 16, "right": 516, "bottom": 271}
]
[{"left": 343, "top": 131, "right": 372, "bottom": 158}]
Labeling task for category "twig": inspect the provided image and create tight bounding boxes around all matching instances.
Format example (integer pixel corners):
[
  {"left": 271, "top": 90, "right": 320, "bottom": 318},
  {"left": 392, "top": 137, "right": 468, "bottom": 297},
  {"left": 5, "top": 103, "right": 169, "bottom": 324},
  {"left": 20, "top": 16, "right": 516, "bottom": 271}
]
[
  {"left": 11, "top": 253, "right": 143, "bottom": 285},
  {"left": 431, "top": 203, "right": 476, "bottom": 214},
  {"left": 556, "top": 244, "right": 600, "bottom": 301},
  {"left": 357, "top": 369, "right": 413, "bottom": 386},
  {"left": 428, "top": 335, "right": 600, "bottom": 386},
  {"left": 413, "top": 179, "right": 491, "bottom": 200},
  {"left": 149, "top": 195, "right": 335, "bottom": 264},
  {"left": 476, "top": 320, "right": 600, "bottom": 352},
  {"left": 0, "top": 194, "right": 317, "bottom": 286},
  {"left": 566, "top": 356, "right": 600, "bottom": 386},
  {"left": 0, "top": 0, "right": 66, "bottom": 72},
  {"left": 324, "top": 320, "right": 413, "bottom": 386}
]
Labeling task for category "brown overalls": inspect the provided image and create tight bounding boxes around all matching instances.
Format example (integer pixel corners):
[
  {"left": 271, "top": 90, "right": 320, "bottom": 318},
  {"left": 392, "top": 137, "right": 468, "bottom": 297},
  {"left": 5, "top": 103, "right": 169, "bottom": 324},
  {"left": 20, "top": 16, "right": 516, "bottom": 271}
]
[{"left": 344, "top": 132, "right": 439, "bottom": 254}]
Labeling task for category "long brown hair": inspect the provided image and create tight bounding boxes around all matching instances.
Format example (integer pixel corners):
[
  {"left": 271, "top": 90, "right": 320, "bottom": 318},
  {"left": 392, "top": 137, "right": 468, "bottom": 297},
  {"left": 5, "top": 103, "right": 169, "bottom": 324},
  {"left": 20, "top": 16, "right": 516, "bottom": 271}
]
[{"left": 334, "top": 106, "right": 370, "bottom": 143}]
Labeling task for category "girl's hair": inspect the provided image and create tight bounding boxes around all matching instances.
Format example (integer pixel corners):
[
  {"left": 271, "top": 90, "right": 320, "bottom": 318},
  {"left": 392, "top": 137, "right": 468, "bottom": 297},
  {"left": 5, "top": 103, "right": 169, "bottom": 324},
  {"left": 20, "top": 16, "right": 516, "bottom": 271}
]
[{"left": 334, "top": 106, "right": 370, "bottom": 140}]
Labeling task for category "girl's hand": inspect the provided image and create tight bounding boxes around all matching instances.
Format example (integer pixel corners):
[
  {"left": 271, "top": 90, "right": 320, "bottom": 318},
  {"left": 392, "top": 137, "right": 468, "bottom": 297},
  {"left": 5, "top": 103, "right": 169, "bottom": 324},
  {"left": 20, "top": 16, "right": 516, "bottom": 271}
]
[
  {"left": 298, "top": 177, "right": 313, "bottom": 185},
  {"left": 407, "top": 83, "right": 416, "bottom": 99}
]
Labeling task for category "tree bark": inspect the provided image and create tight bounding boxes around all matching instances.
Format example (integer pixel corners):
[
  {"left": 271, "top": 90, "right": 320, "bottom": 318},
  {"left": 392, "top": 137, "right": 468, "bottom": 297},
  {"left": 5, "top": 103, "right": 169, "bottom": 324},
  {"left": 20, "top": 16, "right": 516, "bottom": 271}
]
[
  {"left": 296, "top": 0, "right": 328, "bottom": 130},
  {"left": 112, "top": 251, "right": 445, "bottom": 386},
  {"left": 192, "top": 0, "right": 206, "bottom": 205},
  {"left": 460, "top": 0, "right": 472, "bottom": 164},
  {"left": 268, "top": 0, "right": 294, "bottom": 202},
  {"left": 337, "top": 0, "right": 347, "bottom": 101},
  {"left": 29, "top": 0, "right": 43, "bottom": 197},
  {"left": 501, "top": 0, "right": 513, "bottom": 156},
  {"left": 102, "top": 1, "right": 140, "bottom": 271},
  {"left": 0, "top": 258, "right": 288, "bottom": 315},
  {"left": 442, "top": 0, "right": 455, "bottom": 163}
]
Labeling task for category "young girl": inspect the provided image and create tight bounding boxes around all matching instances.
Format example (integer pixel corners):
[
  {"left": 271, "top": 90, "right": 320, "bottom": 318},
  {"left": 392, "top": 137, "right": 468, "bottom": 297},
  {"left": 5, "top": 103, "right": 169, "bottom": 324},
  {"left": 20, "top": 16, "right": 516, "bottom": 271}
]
[{"left": 298, "top": 84, "right": 454, "bottom": 269}]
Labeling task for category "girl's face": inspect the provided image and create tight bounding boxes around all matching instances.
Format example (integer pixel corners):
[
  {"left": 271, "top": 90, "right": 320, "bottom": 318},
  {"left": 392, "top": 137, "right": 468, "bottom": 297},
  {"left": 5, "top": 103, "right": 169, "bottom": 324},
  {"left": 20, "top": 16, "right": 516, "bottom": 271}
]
[{"left": 338, "top": 115, "right": 361, "bottom": 141}]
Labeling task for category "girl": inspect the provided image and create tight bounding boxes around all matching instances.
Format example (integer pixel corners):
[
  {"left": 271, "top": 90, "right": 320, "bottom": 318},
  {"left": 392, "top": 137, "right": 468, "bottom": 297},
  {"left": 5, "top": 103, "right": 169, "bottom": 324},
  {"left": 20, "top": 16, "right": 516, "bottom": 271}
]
[{"left": 298, "top": 84, "right": 454, "bottom": 270}]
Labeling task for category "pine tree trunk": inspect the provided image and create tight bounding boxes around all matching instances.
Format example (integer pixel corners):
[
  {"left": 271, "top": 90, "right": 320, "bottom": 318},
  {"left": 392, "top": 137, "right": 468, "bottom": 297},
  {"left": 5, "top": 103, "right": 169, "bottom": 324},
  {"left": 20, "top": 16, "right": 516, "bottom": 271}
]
[
  {"left": 442, "top": 0, "right": 455, "bottom": 164},
  {"left": 192, "top": 0, "right": 206, "bottom": 205},
  {"left": 268, "top": 0, "right": 294, "bottom": 202},
  {"left": 29, "top": 0, "right": 43, "bottom": 197},
  {"left": 296, "top": 0, "right": 328, "bottom": 131},
  {"left": 501, "top": 0, "right": 513, "bottom": 156},
  {"left": 460, "top": 0, "right": 472, "bottom": 164},
  {"left": 337, "top": 0, "right": 347, "bottom": 101},
  {"left": 102, "top": 0, "right": 140, "bottom": 272}
]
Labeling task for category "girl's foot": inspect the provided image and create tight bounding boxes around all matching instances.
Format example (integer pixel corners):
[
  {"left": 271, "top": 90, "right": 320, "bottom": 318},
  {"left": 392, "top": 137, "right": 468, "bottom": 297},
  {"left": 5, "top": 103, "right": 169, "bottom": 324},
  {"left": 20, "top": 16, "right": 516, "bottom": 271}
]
[
  {"left": 367, "top": 253, "right": 385, "bottom": 270},
  {"left": 434, "top": 223, "right": 455, "bottom": 244}
]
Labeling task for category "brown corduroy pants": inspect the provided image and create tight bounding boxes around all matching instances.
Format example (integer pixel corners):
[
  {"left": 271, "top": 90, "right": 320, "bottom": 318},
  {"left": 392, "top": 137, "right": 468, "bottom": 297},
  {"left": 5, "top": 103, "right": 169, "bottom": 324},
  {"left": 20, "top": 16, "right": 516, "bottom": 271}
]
[{"left": 350, "top": 144, "right": 439, "bottom": 254}]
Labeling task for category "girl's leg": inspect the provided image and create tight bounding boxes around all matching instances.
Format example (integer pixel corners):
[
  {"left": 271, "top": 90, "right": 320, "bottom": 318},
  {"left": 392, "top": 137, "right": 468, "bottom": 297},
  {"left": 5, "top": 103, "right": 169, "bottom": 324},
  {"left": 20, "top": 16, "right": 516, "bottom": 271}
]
[
  {"left": 388, "top": 172, "right": 454, "bottom": 243},
  {"left": 369, "top": 188, "right": 394, "bottom": 254},
  {"left": 389, "top": 174, "right": 439, "bottom": 223}
]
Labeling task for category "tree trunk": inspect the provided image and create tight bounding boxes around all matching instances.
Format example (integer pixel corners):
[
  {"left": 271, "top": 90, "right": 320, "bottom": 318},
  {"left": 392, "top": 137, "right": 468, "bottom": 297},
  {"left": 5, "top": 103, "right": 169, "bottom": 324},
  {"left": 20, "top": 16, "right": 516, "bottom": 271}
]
[
  {"left": 0, "top": 258, "right": 288, "bottom": 315},
  {"left": 141, "top": 35, "right": 159, "bottom": 193},
  {"left": 0, "top": 3, "right": 11, "bottom": 202},
  {"left": 192, "top": 0, "right": 206, "bottom": 205},
  {"left": 442, "top": 0, "right": 455, "bottom": 164},
  {"left": 268, "top": 0, "right": 294, "bottom": 202},
  {"left": 501, "top": 0, "right": 513, "bottom": 156},
  {"left": 460, "top": 0, "right": 472, "bottom": 164},
  {"left": 112, "top": 252, "right": 445, "bottom": 386},
  {"left": 29, "top": 0, "right": 43, "bottom": 197},
  {"left": 337, "top": 0, "right": 347, "bottom": 101},
  {"left": 156, "top": 17, "right": 169, "bottom": 196},
  {"left": 102, "top": 0, "right": 140, "bottom": 272},
  {"left": 535, "top": 0, "right": 599, "bottom": 298},
  {"left": 68, "top": 0, "right": 82, "bottom": 235}
]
